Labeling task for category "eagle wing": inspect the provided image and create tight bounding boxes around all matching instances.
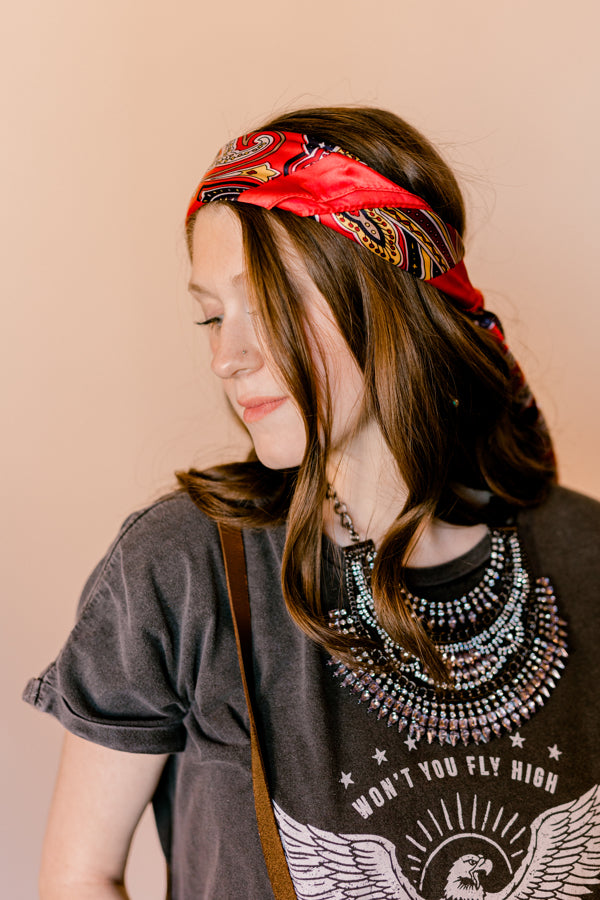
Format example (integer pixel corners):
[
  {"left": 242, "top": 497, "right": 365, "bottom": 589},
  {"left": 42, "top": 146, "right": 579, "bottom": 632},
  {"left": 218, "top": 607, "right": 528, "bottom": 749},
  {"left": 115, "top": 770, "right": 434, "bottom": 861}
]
[
  {"left": 487, "top": 784, "right": 600, "bottom": 900},
  {"left": 273, "top": 801, "right": 424, "bottom": 900}
]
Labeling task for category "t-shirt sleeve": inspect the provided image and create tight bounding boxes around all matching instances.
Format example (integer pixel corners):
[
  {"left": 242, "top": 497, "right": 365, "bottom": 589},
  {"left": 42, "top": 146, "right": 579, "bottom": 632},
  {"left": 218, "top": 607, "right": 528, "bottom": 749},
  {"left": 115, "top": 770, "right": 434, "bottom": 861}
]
[{"left": 23, "top": 496, "right": 217, "bottom": 754}]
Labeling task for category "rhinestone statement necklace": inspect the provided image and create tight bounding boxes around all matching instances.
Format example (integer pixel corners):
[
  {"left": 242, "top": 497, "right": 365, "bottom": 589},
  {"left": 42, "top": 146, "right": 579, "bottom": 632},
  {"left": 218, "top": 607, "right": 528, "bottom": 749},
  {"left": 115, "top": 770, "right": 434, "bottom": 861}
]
[{"left": 325, "top": 487, "right": 568, "bottom": 747}]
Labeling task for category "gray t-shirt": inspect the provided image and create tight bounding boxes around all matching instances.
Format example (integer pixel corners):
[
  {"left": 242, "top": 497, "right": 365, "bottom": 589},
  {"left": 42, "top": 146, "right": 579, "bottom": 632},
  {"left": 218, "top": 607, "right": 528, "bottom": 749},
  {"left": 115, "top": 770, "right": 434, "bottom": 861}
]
[{"left": 24, "top": 486, "right": 600, "bottom": 899}]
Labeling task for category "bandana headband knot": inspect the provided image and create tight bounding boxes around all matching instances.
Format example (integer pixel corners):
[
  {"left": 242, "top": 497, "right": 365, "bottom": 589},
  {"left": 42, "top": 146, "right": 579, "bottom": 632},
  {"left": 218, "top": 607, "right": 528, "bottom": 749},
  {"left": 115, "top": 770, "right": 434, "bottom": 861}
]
[{"left": 186, "top": 130, "right": 484, "bottom": 313}]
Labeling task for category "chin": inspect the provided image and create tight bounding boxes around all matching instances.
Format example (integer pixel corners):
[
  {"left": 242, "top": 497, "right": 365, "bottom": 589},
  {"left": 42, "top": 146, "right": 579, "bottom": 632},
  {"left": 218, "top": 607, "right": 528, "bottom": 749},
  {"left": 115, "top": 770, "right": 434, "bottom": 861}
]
[
  {"left": 255, "top": 448, "right": 302, "bottom": 469},
  {"left": 252, "top": 442, "right": 304, "bottom": 471}
]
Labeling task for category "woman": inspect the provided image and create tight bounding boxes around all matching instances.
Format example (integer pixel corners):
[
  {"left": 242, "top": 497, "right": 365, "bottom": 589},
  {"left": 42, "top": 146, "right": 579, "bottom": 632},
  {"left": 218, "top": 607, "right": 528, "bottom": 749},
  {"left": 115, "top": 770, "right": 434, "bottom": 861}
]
[{"left": 25, "top": 107, "right": 600, "bottom": 900}]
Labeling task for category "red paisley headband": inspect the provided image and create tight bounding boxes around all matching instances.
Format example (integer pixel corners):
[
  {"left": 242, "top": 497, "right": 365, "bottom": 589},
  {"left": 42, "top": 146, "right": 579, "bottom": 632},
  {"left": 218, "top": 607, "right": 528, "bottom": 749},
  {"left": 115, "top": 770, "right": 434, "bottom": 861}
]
[
  {"left": 187, "top": 130, "right": 484, "bottom": 314},
  {"left": 186, "top": 130, "right": 541, "bottom": 423}
]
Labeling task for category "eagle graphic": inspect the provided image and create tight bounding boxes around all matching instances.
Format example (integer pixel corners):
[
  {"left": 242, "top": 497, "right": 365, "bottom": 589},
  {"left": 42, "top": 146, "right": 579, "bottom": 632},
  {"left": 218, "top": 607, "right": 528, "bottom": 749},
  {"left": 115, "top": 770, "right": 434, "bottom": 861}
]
[{"left": 274, "top": 785, "right": 600, "bottom": 899}]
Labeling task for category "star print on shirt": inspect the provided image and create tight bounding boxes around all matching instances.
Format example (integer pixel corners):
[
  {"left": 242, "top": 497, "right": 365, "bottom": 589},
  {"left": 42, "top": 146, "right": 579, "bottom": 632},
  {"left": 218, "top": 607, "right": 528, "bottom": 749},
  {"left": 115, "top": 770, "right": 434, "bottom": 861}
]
[
  {"left": 339, "top": 772, "right": 354, "bottom": 789},
  {"left": 548, "top": 744, "right": 562, "bottom": 761},
  {"left": 404, "top": 736, "right": 417, "bottom": 751},
  {"left": 372, "top": 748, "right": 387, "bottom": 766},
  {"left": 510, "top": 732, "right": 526, "bottom": 748}
]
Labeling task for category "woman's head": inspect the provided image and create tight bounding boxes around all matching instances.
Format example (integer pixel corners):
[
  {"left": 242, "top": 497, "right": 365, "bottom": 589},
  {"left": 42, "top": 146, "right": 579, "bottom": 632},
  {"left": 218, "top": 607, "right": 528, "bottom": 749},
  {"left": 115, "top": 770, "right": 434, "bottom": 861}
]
[{"left": 187, "top": 106, "right": 554, "bottom": 513}]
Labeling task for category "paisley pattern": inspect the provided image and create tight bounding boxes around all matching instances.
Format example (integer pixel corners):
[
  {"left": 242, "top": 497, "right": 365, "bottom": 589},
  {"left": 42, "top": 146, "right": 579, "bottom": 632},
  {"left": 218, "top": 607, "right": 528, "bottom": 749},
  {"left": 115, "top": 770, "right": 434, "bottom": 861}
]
[
  {"left": 196, "top": 131, "right": 339, "bottom": 204},
  {"left": 186, "top": 130, "right": 473, "bottom": 296},
  {"left": 331, "top": 207, "right": 464, "bottom": 280}
]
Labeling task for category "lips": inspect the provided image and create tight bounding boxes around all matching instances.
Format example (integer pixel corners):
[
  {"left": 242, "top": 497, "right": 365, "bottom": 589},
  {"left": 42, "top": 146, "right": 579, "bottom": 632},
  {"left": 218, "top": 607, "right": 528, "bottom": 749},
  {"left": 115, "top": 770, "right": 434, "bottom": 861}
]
[{"left": 239, "top": 396, "right": 287, "bottom": 423}]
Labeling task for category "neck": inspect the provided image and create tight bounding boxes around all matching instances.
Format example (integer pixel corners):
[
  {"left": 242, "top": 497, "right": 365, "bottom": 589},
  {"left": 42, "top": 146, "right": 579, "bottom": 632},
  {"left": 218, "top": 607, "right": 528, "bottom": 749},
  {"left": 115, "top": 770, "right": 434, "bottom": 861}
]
[
  {"left": 325, "top": 423, "right": 488, "bottom": 566},
  {"left": 325, "top": 424, "right": 407, "bottom": 548}
]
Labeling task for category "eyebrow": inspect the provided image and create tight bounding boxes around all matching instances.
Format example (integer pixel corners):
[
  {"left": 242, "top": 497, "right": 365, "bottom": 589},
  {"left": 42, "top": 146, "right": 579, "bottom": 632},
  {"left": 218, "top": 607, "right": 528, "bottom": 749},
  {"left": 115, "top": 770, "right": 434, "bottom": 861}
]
[{"left": 187, "top": 271, "right": 247, "bottom": 297}]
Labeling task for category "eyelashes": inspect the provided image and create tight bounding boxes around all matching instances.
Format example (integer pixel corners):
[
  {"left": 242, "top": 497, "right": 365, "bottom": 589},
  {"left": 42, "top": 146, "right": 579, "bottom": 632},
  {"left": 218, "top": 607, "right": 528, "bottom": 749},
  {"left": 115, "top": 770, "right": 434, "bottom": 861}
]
[
  {"left": 194, "top": 317, "right": 222, "bottom": 328},
  {"left": 195, "top": 309, "right": 258, "bottom": 329}
]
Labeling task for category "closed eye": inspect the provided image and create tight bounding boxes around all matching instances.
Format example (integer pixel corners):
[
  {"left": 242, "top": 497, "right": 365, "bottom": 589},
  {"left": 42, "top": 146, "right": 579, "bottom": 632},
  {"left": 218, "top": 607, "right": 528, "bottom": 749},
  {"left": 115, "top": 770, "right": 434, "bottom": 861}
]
[{"left": 195, "top": 316, "right": 222, "bottom": 328}]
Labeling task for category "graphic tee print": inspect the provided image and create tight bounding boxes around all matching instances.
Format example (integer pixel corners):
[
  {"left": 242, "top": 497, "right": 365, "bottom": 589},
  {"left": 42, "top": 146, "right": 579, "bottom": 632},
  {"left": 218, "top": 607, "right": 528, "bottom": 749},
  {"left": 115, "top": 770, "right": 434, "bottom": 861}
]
[{"left": 275, "top": 761, "right": 600, "bottom": 899}]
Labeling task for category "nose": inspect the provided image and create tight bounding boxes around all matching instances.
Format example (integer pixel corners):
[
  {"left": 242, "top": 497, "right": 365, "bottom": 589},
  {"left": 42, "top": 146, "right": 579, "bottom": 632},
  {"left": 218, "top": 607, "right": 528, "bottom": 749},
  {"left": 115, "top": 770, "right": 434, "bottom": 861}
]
[{"left": 210, "top": 316, "right": 262, "bottom": 380}]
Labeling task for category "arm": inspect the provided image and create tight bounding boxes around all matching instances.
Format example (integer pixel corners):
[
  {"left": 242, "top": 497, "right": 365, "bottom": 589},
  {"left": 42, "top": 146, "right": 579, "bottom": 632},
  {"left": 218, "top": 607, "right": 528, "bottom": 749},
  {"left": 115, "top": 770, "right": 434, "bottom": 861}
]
[{"left": 39, "top": 732, "right": 169, "bottom": 900}]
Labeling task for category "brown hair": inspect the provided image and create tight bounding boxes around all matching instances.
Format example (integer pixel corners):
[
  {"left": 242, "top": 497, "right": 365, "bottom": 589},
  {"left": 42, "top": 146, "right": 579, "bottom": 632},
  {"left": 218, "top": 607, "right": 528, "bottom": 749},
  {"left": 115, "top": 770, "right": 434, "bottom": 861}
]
[{"left": 177, "top": 107, "right": 556, "bottom": 683}]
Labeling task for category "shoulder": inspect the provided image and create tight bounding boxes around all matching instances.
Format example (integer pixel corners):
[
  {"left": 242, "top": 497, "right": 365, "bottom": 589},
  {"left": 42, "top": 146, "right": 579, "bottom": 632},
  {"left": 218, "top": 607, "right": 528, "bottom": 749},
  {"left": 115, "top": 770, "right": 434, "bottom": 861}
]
[
  {"left": 101, "top": 490, "right": 223, "bottom": 570},
  {"left": 518, "top": 485, "right": 600, "bottom": 550},
  {"left": 112, "top": 490, "right": 287, "bottom": 561},
  {"left": 517, "top": 485, "right": 600, "bottom": 604},
  {"left": 81, "top": 492, "right": 287, "bottom": 612},
  {"left": 77, "top": 492, "right": 223, "bottom": 614},
  {"left": 115, "top": 490, "right": 217, "bottom": 545}
]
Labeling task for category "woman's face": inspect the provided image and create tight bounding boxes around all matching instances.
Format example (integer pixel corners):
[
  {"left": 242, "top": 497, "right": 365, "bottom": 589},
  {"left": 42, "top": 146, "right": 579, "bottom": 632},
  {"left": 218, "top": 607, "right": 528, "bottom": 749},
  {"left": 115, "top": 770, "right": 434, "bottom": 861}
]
[{"left": 189, "top": 204, "right": 365, "bottom": 469}]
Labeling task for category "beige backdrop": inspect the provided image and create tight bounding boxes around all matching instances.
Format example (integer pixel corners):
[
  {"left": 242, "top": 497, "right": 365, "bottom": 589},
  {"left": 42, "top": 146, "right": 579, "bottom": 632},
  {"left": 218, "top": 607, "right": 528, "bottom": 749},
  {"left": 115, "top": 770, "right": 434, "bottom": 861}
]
[{"left": 3, "top": 1, "right": 599, "bottom": 897}]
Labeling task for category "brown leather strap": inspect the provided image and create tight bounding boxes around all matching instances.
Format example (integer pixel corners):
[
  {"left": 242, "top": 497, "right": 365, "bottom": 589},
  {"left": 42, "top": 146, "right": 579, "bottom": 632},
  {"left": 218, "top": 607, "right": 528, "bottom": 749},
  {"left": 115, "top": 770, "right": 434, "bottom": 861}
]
[{"left": 218, "top": 522, "right": 297, "bottom": 900}]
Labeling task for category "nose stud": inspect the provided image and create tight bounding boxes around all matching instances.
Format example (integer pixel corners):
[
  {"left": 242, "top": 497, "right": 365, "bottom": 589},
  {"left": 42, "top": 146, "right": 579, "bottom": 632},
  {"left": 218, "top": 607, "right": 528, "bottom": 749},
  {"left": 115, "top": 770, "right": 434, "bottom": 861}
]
[{"left": 242, "top": 349, "right": 247, "bottom": 356}]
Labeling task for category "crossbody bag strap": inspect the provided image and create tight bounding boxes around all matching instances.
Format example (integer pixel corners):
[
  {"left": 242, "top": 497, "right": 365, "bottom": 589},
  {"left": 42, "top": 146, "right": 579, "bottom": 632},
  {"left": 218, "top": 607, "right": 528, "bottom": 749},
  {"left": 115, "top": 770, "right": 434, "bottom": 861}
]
[{"left": 218, "top": 522, "right": 297, "bottom": 900}]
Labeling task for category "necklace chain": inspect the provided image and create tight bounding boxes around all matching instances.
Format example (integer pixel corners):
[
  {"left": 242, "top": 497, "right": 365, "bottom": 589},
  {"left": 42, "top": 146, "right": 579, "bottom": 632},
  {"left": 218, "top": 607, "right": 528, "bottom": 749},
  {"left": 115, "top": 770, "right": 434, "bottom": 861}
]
[{"left": 326, "top": 483, "right": 362, "bottom": 543}]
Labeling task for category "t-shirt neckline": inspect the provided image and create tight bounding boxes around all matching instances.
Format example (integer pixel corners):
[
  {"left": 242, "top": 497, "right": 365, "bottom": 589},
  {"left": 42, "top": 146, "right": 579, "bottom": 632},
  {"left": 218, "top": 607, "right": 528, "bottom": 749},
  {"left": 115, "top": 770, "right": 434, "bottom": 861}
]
[{"left": 322, "top": 529, "right": 492, "bottom": 592}]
